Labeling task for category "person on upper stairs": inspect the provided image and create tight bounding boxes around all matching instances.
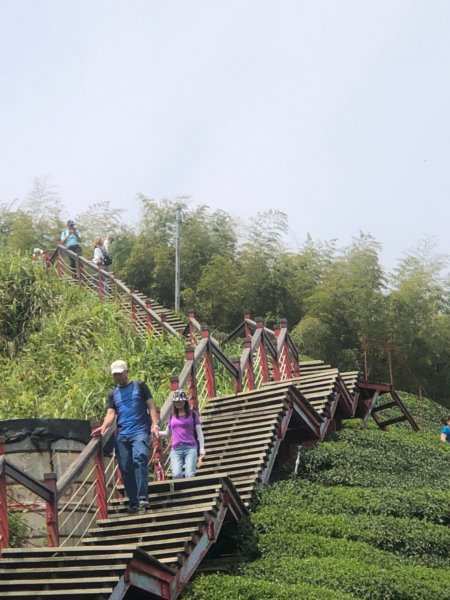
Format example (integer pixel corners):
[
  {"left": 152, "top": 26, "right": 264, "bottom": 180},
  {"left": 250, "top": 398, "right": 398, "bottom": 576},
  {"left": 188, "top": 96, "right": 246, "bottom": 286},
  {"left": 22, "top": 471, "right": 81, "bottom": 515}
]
[
  {"left": 160, "top": 389, "right": 205, "bottom": 478},
  {"left": 94, "top": 360, "right": 159, "bottom": 513},
  {"left": 440, "top": 416, "right": 450, "bottom": 443},
  {"left": 60, "top": 220, "right": 82, "bottom": 272},
  {"left": 92, "top": 237, "right": 112, "bottom": 271}
]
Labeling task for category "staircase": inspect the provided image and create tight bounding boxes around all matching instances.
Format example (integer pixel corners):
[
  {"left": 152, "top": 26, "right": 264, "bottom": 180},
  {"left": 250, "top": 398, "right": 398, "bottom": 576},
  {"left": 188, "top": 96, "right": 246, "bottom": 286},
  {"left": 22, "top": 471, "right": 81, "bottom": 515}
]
[
  {"left": 0, "top": 248, "right": 419, "bottom": 598},
  {"left": 0, "top": 476, "right": 245, "bottom": 599},
  {"left": 357, "top": 382, "right": 419, "bottom": 431}
]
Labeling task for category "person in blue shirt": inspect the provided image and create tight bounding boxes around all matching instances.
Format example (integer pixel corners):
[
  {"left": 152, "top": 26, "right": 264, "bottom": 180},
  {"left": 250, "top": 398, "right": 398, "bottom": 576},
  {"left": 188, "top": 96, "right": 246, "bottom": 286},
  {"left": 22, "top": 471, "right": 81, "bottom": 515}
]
[
  {"left": 60, "top": 220, "right": 82, "bottom": 272},
  {"left": 440, "top": 417, "right": 450, "bottom": 443},
  {"left": 96, "top": 360, "right": 159, "bottom": 513}
]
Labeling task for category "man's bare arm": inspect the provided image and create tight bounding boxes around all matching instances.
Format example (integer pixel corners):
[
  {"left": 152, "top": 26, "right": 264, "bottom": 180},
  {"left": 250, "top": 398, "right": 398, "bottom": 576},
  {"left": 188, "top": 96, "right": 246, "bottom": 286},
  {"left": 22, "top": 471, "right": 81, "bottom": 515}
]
[
  {"left": 100, "top": 408, "right": 116, "bottom": 435},
  {"left": 147, "top": 399, "right": 160, "bottom": 432}
]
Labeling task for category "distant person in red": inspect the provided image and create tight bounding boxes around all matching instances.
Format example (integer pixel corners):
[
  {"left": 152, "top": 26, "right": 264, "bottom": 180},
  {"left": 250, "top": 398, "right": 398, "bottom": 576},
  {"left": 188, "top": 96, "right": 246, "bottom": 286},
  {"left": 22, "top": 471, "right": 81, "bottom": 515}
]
[
  {"left": 95, "top": 360, "right": 159, "bottom": 513},
  {"left": 161, "top": 390, "right": 205, "bottom": 478}
]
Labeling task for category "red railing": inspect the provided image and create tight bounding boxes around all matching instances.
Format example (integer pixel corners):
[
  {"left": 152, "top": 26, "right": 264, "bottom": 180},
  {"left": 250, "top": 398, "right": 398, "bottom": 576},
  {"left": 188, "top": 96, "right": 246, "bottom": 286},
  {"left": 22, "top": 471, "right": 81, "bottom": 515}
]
[
  {"left": 0, "top": 427, "right": 123, "bottom": 552},
  {"left": 50, "top": 246, "right": 181, "bottom": 337}
]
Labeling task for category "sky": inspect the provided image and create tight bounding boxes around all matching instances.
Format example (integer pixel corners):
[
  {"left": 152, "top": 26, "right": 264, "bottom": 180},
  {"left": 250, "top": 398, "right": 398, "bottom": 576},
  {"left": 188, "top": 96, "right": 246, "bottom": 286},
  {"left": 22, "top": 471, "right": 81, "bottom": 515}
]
[{"left": 1, "top": 0, "right": 450, "bottom": 268}]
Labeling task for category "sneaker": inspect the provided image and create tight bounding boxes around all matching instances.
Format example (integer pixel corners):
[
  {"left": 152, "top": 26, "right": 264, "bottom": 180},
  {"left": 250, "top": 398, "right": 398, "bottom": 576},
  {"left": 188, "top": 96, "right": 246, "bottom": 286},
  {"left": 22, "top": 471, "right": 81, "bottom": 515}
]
[
  {"left": 139, "top": 499, "right": 150, "bottom": 512},
  {"left": 127, "top": 504, "right": 139, "bottom": 514}
]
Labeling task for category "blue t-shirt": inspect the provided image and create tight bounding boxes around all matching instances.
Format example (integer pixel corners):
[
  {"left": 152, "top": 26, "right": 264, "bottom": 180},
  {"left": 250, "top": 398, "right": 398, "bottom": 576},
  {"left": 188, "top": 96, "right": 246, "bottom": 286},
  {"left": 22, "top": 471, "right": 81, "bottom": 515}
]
[
  {"left": 440, "top": 425, "right": 450, "bottom": 442},
  {"left": 107, "top": 380, "right": 152, "bottom": 438},
  {"left": 61, "top": 228, "right": 80, "bottom": 248}
]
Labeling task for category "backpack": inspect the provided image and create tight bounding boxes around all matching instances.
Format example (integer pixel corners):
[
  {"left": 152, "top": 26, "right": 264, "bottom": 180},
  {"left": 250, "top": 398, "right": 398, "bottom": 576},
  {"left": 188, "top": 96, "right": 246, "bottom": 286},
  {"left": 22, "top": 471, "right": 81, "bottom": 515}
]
[{"left": 101, "top": 248, "right": 112, "bottom": 266}]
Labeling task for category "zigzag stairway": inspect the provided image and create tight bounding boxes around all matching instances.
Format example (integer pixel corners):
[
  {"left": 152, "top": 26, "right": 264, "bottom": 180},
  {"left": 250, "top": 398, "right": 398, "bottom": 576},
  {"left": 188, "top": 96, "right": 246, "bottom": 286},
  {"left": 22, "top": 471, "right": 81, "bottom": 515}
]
[{"left": 0, "top": 246, "right": 418, "bottom": 599}]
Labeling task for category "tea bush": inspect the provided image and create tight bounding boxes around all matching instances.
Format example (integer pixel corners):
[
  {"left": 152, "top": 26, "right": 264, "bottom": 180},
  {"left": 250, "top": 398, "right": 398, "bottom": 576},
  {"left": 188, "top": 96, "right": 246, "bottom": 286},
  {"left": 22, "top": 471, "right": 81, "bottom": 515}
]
[
  {"left": 296, "top": 426, "right": 450, "bottom": 488},
  {"left": 252, "top": 508, "right": 450, "bottom": 564},
  {"left": 244, "top": 556, "right": 450, "bottom": 600},
  {"left": 257, "top": 480, "right": 449, "bottom": 524},
  {"left": 186, "top": 573, "right": 356, "bottom": 600}
]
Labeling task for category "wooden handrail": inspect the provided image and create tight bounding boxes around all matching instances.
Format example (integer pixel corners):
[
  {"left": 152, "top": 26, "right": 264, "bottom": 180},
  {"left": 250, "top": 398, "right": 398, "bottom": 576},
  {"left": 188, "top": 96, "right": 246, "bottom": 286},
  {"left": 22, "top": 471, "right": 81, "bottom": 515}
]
[
  {"left": 56, "top": 427, "right": 115, "bottom": 498},
  {"left": 0, "top": 456, "right": 54, "bottom": 503},
  {"left": 52, "top": 246, "right": 180, "bottom": 337}
]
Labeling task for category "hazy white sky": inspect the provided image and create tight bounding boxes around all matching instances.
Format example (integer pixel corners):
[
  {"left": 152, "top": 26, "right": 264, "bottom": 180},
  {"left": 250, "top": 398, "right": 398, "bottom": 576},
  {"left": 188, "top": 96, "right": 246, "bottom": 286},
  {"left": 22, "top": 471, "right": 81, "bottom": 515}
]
[{"left": 1, "top": 1, "right": 449, "bottom": 267}]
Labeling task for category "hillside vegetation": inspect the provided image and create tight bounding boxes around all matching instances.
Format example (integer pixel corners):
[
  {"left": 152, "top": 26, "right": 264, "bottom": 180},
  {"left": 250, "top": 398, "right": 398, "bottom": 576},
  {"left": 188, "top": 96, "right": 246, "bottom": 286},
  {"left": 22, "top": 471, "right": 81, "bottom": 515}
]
[
  {"left": 0, "top": 254, "right": 185, "bottom": 420},
  {"left": 3, "top": 196, "right": 450, "bottom": 408},
  {"left": 187, "top": 399, "right": 450, "bottom": 600}
]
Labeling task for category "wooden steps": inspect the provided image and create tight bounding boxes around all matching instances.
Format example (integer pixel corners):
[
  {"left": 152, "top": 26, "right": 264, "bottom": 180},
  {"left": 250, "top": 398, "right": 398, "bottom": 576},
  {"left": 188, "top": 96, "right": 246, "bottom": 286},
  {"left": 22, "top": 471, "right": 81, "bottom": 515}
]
[{"left": 0, "top": 477, "right": 245, "bottom": 599}]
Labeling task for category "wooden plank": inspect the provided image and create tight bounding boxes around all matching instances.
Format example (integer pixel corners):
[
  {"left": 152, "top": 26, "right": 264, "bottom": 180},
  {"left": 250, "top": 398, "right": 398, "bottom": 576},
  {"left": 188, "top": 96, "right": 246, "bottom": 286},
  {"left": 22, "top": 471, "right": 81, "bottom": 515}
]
[{"left": 378, "top": 415, "right": 408, "bottom": 429}]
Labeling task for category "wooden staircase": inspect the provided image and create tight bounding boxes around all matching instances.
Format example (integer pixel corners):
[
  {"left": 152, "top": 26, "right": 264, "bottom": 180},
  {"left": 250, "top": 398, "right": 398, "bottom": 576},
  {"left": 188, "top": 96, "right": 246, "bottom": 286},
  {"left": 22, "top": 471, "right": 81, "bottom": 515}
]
[
  {"left": 0, "top": 251, "right": 419, "bottom": 598},
  {"left": 0, "top": 476, "right": 245, "bottom": 599},
  {"left": 357, "top": 382, "right": 419, "bottom": 431}
]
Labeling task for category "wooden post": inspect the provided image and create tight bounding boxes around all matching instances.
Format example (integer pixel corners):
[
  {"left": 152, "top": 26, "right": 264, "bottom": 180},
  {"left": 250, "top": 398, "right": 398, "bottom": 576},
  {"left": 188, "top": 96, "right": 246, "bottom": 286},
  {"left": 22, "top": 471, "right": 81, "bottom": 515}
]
[
  {"left": 94, "top": 442, "right": 108, "bottom": 520},
  {"left": 188, "top": 310, "right": 197, "bottom": 345},
  {"left": 244, "top": 311, "right": 252, "bottom": 338},
  {"left": 231, "top": 357, "right": 242, "bottom": 394},
  {"left": 201, "top": 325, "right": 216, "bottom": 398},
  {"left": 170, "top": 376, "right": 180, "bottom": 393},
  {"left": 131, "top": 297, "right": 136, "bottom": 326},
  {"left": 255, "top": 317, "right": 270, "bottom": 382},
  {"left": 75, "top": 255, "right": 82, "bottom": 283},
  {"left": 244, "top": 337, "right": 255, "bottom": 390},
  {"left": 56, "top": 248, "right": 64, "bottom": 277},
  {"left": 0, "top": 438, "right": 9, "bottom": 551},
  {"left": 44, "top": 473, "right": 59, "bottom": 547},
  {"left": 145, "top": 301, "right": 153, "bottom": 333},
  {"left": 280, "top": 319, "right": 293, "bottom": 379},
  {"left": 97, "top": 266, "right": 104, "bottom": 301}
]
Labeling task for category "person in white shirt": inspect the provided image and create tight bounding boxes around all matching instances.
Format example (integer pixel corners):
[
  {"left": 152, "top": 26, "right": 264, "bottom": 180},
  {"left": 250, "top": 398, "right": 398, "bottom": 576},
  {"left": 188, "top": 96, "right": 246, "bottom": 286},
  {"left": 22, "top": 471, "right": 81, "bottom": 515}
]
[{"left": 93, "top": 238, "right": 105, "bottom": 267}]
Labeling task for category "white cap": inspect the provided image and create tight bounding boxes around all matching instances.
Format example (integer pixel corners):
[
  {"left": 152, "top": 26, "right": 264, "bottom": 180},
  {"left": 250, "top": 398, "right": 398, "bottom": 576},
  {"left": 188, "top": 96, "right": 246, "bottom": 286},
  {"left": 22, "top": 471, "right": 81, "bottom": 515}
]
[{"left": 111, "top": 360, "right": 128, "bottom": 374}]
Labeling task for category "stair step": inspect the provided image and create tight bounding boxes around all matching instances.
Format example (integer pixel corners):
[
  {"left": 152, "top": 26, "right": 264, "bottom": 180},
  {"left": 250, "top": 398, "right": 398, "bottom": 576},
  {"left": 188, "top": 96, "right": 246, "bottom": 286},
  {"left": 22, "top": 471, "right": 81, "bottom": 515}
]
[
  {"left": 0, "top": 564, "right": 126, "bottom": 579},
  {"left": 0, "top": 576, "right": 117, "bottom": 589},
  {"left": 372, "top": 401, "right": 398, "bottom": 413},
  {"left": 378, "top": 415, "right": 408, "bottom": 428},
  {"left": 0, "top": 589, "right": 113, "bottom": 598}
]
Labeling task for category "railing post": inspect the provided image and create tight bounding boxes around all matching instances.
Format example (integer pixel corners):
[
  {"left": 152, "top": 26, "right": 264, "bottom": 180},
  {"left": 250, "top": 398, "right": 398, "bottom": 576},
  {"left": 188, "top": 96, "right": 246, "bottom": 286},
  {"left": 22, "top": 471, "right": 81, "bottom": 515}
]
[
  {"left": 244, "top": 311, "right": 252, "bottom": 338},
  {"left": 94, "top": 441, "right": 108, "bottom": 520},
  {"left": 256, "top": 317, "right": 270, "bottom": 382},
  {"left": 75, "top": 255, "right": 82, "bottom": 283},
  {"left": 231, "top": 357, "right": 242, "bottom": 394},
  {"left": 170, "top": 376, "right": 180, "bottom": 394},
  {"left": 97, "top": 266, "right": 104, "bottom": 301},
  {"left": 56, "top": 247, "right": 64, "bottom": 277},
  {"left": 145, "top": 301, "right": 153, "bottom": 333},
  {"left": 279, "top": 319, "right": 293, "bottom": 379},
  {"left": 131, "top": 297, "right": 136, "bottom": 326},
  {"left": 44, "top": 473, "right": 59, "bottom": 547},
  {"left": 0, "top": 438, "right": 9, "bottom": 551},
  {"left": 185, "top": 346, "right": 198, "bottom": 411},
  {"left": 244, "top": 337, "right": 255, "bottom": 390},
  {"left": 188, "top": 310, "right": 197, "bottom": 345},
  {"left": 201, "top": 325, "right": 216, "bottom": 399}
]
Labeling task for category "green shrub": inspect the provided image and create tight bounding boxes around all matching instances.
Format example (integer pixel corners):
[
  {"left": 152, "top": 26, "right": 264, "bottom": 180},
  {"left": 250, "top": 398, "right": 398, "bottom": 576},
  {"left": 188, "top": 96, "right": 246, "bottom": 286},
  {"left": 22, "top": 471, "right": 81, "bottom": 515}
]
[
  {"left": 257, "top": 531, "right": 405, "bottom": 567},
  {"left": 257, "top": 480, "right": 449, "bottom": 524},
  {"left": 296, "top": 427, "right": 450, "bottom": 488},
  {"left": 244, "top": 556, "right": 450, "bottom": 600},
  {"left": 0, "top": 273, "right": 185, "bottom": 420},
  {"left": 0, "top": 255, "right": 59, "bottom": 357},
  {"left": 185, "top": 573, "right": 356, "bottom": 600},
  {"left": 9, "top": 512, "right": 29, "bottom": 547},
  {"left": 252, "top": 508, "right": 450, "bottom": 564}
]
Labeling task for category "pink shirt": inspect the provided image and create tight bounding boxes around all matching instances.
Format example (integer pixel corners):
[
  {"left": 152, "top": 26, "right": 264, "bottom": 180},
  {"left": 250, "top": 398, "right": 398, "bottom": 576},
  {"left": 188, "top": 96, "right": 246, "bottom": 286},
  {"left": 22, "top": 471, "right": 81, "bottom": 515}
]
[{"left": 169, "top": 412, "right": 200, "bottom": 448}]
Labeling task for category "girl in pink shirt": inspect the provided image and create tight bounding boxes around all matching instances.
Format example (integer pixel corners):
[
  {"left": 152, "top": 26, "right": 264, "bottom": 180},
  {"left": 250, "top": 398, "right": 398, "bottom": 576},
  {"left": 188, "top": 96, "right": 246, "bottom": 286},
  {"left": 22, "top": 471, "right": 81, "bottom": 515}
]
[{"left": 163, "top": 390, "right": 205, "bottom": 478}]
